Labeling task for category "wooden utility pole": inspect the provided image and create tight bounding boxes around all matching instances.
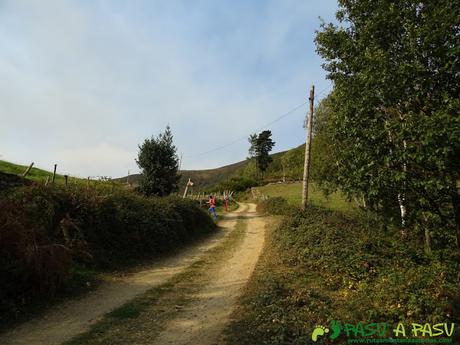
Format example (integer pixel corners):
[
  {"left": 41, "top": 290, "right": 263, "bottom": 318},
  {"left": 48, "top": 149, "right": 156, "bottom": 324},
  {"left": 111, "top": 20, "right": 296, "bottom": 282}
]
[{"left": 301, "top": 85, "right": 315, "bottom": 210}]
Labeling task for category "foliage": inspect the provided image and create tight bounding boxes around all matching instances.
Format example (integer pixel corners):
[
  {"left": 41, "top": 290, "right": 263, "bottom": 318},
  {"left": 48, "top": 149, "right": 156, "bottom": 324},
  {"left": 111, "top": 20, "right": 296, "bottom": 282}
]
[
  {"left": 257, "top": 197, "right": 291, "bottom": 216},
  {"left": 315, "top": 0, "right": 460, "bottom": 248},
  {"left": 256, "top": 182, "right": 354, "bottom": 215},
  {"left": 281, "top": 146, "right": 304, "bottom": 181},
  {"left": 211, "top": 176, "right": 260, "bottom": 193},
  {"left": 309, "top": 98, "right": 337, "bottom": 195},
  {"left": 225, "top": 206, "right": 460, "bottom": 345},
  {"left": 0, "top": 171, "right": 31, "bottom": 193},
  {"left": 248, "top": 130, "right": 276, "bottom": 177},
  {"left": 0, "top": 184, "right": 215, "bottom": 324},
  {"left": 248, "top": 133, "right": 258, "bottom": 159},
  {"left": 136, "top": 126, "right": 181, "bottom": 196},
  {"left": 239, "top": 160, "right": 258, "bottom": 180}
]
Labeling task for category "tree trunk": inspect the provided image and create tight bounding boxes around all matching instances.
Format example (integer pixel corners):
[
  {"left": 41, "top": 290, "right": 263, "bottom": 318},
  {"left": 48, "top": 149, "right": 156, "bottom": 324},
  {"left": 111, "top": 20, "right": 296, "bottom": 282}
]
[
  {"left": 398, "top": 140, "right": 408, "bottom": 227},
  {"left": 450, "top": 175, "right": 460, "bottom": 252},
  {"left": 424, "top": 227, "right": 432, "bottom": 254},
  {"left": 398, "top": 193, "right": 407, "bottom": 227}
]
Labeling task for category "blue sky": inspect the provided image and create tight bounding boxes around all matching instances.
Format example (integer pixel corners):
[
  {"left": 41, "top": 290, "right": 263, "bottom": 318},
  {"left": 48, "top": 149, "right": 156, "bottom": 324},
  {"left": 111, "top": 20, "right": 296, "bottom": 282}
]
[{"left": 0, "top": 0, "right": 338, "bottom": 178}]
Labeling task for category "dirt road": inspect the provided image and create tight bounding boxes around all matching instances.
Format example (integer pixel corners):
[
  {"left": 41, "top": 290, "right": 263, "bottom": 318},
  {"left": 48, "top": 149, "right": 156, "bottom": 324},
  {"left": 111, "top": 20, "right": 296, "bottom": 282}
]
[
  {"left": 151, "top": 203, "right": 265, "bottom": 345},
  {"left": 0, "top": 203, "right": 266, "bottom": 345}
]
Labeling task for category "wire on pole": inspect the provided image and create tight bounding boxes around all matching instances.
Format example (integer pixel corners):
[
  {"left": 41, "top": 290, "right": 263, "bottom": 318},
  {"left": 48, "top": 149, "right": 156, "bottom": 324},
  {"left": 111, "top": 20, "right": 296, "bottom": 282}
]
[{"left": 184, "top": 101, "right": 308, "bottom": 159}]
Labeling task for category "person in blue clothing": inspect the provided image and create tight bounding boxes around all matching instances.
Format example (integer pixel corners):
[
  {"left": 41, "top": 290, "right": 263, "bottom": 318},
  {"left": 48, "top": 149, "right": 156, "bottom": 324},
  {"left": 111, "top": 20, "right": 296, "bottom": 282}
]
[{"left": 207, "top": 195, "right": 217, "bottom": 219}]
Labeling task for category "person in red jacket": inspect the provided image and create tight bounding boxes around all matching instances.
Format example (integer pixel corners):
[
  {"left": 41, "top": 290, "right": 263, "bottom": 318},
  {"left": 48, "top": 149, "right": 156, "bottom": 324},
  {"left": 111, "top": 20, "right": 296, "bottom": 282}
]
[{"left": 207, "top": 195, "right": 217, "bottom": 219}]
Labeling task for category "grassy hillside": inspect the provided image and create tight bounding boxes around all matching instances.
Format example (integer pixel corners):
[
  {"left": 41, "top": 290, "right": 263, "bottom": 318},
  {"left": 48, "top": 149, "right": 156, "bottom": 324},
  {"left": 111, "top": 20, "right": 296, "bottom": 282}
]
[
  {"left": 117, "top": 149, "right": 291, "bottom": 192},
  {"left": 1, "top": 142, "right": 302, "bottom": 193},
  {"left": 0, "top": 160, "right": 125, "bottom": 194},
  {"left": 0, "top": 160, "right": 85, "bottom": 185},
  {"left": 178, "top": 160, "right": 248, "bottom": 191},
  {"left": 255, "top": 182, "right": 355, "bottom": 215},
  {"left": 116, "top": 160, "right": 247, "bottom": 192}
]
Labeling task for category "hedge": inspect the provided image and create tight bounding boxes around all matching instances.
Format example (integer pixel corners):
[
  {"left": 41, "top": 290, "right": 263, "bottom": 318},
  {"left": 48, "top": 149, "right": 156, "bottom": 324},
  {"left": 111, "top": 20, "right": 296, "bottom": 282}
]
[{"left": 0, "top": 185, "right": 215, "bottom": 323}]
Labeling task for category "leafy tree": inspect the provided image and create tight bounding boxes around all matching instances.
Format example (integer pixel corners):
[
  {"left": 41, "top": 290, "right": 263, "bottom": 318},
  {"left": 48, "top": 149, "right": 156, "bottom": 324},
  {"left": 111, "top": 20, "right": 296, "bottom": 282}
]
[
  {"left": 240, "top": 159, "right": 258, "bottom": 180},
  {"left": 315, "top": 0, "right": 460, "bottom": 249},
  {"left": 281, "top": 146, "right": 304, "bottom": 181},
  {"left": 310, "top": 97, "right": 342, "bottom": 193},
  {"left": 248, "top": 133, "right": 258, "bottom": 159},
  {"left": 136, "top": 126, "right": 181, "bottom": 196},
  {"left": 248, "top": 130, "right": 276, "bottom": 177}
]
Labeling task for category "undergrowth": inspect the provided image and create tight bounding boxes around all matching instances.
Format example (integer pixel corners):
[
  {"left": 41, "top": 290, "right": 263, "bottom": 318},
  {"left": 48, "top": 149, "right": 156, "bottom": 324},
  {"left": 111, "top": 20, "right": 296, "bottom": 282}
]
[
  {"left": 257, "top": 197, "right": 292, "bottom": 215},
  {"left": 225, "top": 204, "right": 460, "bottom": 345},
  {"left": 0, "top": 184, "right": 215, "bottom": 326}
]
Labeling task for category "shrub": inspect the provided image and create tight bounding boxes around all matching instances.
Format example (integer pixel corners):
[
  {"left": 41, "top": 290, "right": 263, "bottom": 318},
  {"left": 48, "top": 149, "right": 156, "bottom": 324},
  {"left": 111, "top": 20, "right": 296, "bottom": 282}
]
[
  {"left": 225, "top": 205, "right": 460, "bottom": 344},
  {"left": 0, "top": 185, "right": 215, "bottom": 324},
  {"left": 257, "top": 197, "right": 291, "bottom": 215},
  {"left": 211, "top": 177, "right": 260, "bottom": 193}
]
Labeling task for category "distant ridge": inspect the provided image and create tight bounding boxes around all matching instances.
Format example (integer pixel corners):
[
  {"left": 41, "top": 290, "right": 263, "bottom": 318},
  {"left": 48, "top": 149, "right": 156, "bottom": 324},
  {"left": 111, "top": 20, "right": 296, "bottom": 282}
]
[
  {"left": 117, "top": 159, "right": 248, "bottom": 191},
  {"left": 117, "top": 149, "right": 290, "bottom": 191}
]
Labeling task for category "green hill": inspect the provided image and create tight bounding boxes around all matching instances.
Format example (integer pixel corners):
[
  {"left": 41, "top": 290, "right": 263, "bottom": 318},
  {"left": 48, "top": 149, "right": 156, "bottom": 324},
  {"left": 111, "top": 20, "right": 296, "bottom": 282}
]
[
  {"left": 117, "top": 148, "right": 295, "bottom": 192},
  {"left": 1, "top": 143, "right": 305, "bottom": 193},
  {"left": 0, "top": 160, "right": 73, "bottom": 184},
  {"left": 0, "top": 160, "right": 118, "bottom": 191}
]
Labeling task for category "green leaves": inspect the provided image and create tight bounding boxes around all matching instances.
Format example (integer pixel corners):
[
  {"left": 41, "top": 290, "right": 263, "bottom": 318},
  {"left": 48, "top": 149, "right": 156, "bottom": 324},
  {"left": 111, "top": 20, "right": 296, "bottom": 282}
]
[
  {"left": 136, "top": 126, "right": 181, "bottom": 197},
  {"left": 315, "top": 0, "right": 459, "bottom": 247},
  {"left": 248, "top": 130, "right": 276, "bottom": 176}
]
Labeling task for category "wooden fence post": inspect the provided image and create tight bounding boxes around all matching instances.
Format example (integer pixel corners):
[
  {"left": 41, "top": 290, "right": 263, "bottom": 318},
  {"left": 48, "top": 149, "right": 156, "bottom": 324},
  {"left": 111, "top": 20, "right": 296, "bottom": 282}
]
[
  {"left": 22, "top": 162, "right": 34, "bottom": 177},
  {"left": 52, "top": 164, "right": 57, "bottom": 184}
]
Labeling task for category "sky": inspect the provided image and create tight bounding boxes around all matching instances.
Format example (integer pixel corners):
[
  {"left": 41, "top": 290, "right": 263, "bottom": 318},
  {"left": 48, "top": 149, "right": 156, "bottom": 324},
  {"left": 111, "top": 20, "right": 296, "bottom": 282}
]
[{"left": 0, "top": 0, "right": 339, "bottom": 178}]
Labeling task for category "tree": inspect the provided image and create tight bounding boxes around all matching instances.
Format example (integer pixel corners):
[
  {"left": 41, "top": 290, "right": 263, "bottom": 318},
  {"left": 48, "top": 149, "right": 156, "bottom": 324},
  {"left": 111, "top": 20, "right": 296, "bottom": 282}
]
[
  {"left": 136, "top": 126, "right": 181, "bottom": 196},
  {"left": 248, "top": 133, "right": 258, "bottom": 160},
  {"left": 281, "top": 146, "right": 304, "bottom": 181},
  {"left": 315, "top": 0, "right": 460, "bottom": 249},
  {"left": 248, "top": 130, "right": 276, "bottom": 177}
]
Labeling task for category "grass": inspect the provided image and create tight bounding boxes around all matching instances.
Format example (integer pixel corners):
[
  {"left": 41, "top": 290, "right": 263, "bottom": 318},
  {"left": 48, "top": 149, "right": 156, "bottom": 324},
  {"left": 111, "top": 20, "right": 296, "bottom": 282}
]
[
  {"left": 65, "top": 217, "right": 248, "bottom": 345},
  {"left": 0, "top": 160, "right": 78, "bottom": 183},
  {"left": 256, "top": 182, "right": 355, "bottom": 215},
  {"left": 0, "top": 160, "right": 121, "bottom": 189}
]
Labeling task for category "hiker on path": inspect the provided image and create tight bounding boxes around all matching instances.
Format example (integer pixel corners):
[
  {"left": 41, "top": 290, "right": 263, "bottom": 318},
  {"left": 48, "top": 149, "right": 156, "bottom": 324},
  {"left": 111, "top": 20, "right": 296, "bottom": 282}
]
[{"left": 207, "top": 195, "right": 217, "bottom": 219}]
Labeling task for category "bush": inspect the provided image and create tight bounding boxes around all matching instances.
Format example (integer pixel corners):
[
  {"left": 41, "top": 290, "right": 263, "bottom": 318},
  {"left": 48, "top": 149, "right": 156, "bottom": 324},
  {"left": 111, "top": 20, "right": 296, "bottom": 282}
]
[
  {"left": 225, "top": 206, "right": 460, "bottom": 344},
  {"left": 0, "top": 185, "right": 215, "bottom": 324},
  {"left": 257, "top": 197, "right": 291, "bottom": 215},
  {"left": 211, "top": 177, "right": 260, "bottom": 193}
]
